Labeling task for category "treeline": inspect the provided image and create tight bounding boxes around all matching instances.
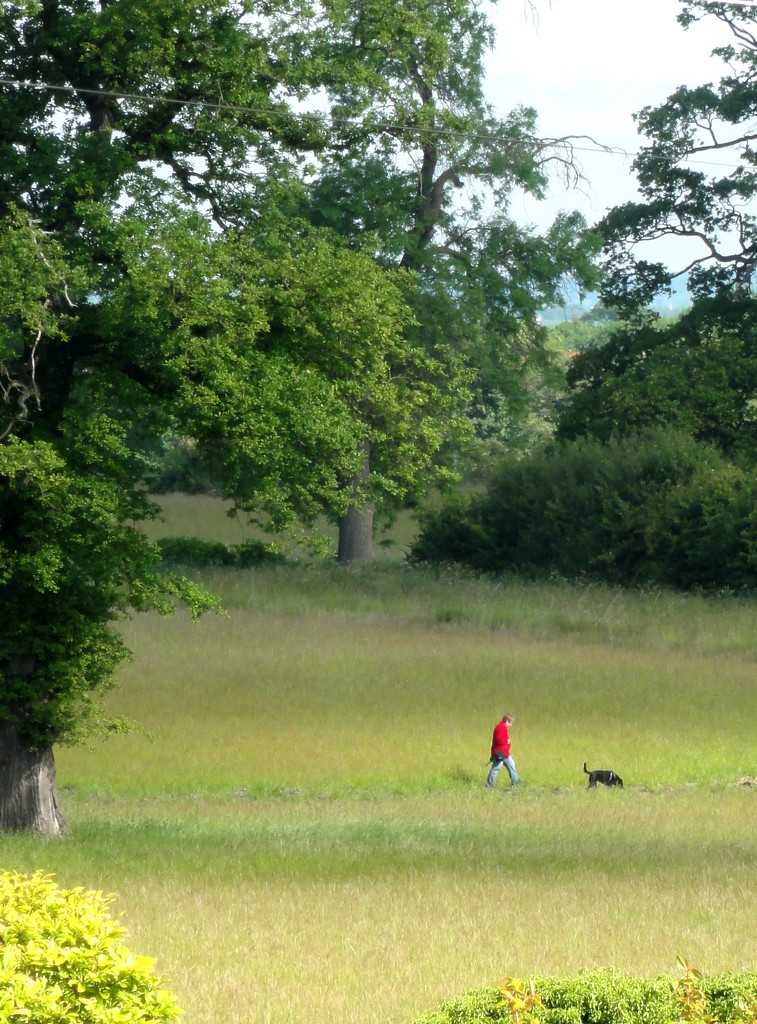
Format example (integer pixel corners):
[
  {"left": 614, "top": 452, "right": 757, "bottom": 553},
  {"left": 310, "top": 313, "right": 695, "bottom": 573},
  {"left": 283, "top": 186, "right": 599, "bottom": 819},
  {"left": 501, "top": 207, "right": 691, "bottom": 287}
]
[
  {"left": 412, "top": 294, "right": 757, "bottom": 593},
  {"left": 412, "top": 428, "right": 756, "bottom": 591}
]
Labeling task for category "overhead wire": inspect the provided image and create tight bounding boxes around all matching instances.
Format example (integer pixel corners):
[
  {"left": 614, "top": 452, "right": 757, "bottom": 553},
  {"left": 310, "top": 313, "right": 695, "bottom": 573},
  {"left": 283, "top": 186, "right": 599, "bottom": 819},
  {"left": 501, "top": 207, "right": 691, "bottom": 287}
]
[
  {"left": 0, "top": 75, "right": 617, "bottom": 151},
  {"left": 0, "top": 74, "right": 756, "bottom": 175}
]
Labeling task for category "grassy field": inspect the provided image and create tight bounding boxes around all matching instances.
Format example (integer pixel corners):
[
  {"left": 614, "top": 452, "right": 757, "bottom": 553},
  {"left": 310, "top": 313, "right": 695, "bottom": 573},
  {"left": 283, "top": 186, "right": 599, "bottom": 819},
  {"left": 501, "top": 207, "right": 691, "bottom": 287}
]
[
  {"left": 140, "top": 491, "right": 421, "bottom": 559},
  {"left": 1, "top": 496, "right": 755, "bottom": 1024}
]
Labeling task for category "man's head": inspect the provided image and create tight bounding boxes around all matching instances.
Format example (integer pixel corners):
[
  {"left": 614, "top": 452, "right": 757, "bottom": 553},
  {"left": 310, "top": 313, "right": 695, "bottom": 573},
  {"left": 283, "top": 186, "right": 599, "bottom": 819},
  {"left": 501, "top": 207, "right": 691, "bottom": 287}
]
[{"left": 502, "top": 713, "right": 513, "bottom": 724}]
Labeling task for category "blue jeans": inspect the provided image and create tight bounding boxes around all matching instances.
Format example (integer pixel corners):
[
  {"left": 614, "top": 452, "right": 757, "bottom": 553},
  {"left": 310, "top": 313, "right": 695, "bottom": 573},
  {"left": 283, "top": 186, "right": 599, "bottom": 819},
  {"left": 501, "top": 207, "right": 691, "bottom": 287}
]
[{"left": 485, "top": 755, "right": 520, "bottom": 787}]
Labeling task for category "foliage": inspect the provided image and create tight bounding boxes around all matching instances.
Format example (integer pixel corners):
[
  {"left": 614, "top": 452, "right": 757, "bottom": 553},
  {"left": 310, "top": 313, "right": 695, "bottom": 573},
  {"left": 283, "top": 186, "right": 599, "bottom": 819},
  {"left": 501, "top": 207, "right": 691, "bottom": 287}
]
[
  {"left": 1, "top": 0, "right": 460, "bottom": 758},
  {"left": 0, "top": 870, "right": 179, "bottom": 1023},
  {"left": 500, "top": 978, "right": 543, "bottom": 1024},
  {"left": 0, "top": 224, "right": 223, "bottom": 751},
  {"left": 144, "top": 434, "right": 219, "bottom": 496},
  {"left": 0, "top": 432, "right": 218, "bottom": 749},
  {"left": 157, "top": 536, "right": 284, "bottom": 568},
  {"left": 599, "top": 2, "right": 757, "bottom": 309},
  {"left": 413, "top": 966, "right": 757, "bottom": 1024},
  {"left": 133, "top": 219, "right": 475, "bottom": 519},
  {"left": 4, "top": 205, "right": 380, "bottom": 748},
  {"left": 239, "top": 221, "right": 474, "bottom": 516},
  {"left": 547, "top": 305, "right": 626, "bottom": 354},
  {"left": 96, "top": 212, "right": 446, "bottom": 526},
  {"left": 295, "top": 0, "right": 603, "bottom": 462},
  {"left": 557, "top": 293, "right": 757, "bottom": 467},
  {"left": 0, "top": 0, "right": 327, "bottom": 230},
  {"left": 0, "top": 1, "right": 322, "bottom": 775},
  {"left": 410, "top": 428, "right": 757, "bottom": 592}
]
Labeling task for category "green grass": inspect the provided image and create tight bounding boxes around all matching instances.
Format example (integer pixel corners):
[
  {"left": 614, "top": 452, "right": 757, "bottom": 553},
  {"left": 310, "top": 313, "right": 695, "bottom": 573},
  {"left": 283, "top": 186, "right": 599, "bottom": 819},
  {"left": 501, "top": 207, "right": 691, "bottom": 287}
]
[
  {"left": 7, "top": 787, "right": 757, "bottom": 884},
  {"left": 198, "top": 560, "right": 757, "bottom": 657},
  {"left": 2, "top": 511, "right": 756, "bottom": 1024},
  {"left": 2, "top": 789, "right": 756, "bottom": 1024},
  {"left": 69, "top": 559, "right": 757, "bottom": 796}
]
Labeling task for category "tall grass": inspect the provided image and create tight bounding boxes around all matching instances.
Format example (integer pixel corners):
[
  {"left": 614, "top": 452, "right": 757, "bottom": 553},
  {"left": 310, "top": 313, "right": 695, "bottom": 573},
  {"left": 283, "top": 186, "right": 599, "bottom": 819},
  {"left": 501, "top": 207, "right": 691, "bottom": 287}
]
[
  {"left": 2, "top": 503, "right": 756, "bottom": 1024},
  {"left": 51, "top": 588, "right": 757, "bottom": 795},
  {"left": 2, "top": 790, "right": 756, "bottom": 1024},
  {"left": 201, "top": 561, "right": 757, "bottom": 660}
]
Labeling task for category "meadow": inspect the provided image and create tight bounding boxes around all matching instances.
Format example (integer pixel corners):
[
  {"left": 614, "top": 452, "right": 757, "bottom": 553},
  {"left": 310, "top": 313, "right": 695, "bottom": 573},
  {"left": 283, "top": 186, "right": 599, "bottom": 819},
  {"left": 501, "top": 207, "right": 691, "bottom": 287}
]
[{"left": 1, "top": 495, "right": 756, "bottom": 1024}]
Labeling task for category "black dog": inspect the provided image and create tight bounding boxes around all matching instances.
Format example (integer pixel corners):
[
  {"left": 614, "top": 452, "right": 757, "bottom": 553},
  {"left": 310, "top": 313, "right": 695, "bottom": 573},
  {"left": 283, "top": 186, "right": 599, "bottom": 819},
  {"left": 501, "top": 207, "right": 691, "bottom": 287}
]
[{"left": 583, "top": 762, "right": 623, "bottom": 788}]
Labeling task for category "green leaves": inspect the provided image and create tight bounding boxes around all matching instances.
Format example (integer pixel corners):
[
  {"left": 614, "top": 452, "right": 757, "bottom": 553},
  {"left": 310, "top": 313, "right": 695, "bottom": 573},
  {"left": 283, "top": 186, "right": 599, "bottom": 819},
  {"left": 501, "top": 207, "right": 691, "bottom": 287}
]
[
  {"left": 418, "top": 967, "right": 757, "bottom": 1024},
  {"left": 411, "top": 427, "right": 757, "bottom": 591},
  {"left": 0, "top": 209, "right": 80, "bottom": 369},
  {"left": 558, "top": 293, "right": 757, "bottom": 466},
  {"left": 0, "top": 871, "right": 180, "bottom": 1023},
  {"left": 295, "top": 0, "right": 602, "bottom": 473},
  {"left": 227, "top": 221, "right": 474, "bottom": 518},
  {"left": 0, "top": 432, "right": 218, "bottom": 745},
  {"left": 600, "top": 3, "right": 757, "bottom": 307}
]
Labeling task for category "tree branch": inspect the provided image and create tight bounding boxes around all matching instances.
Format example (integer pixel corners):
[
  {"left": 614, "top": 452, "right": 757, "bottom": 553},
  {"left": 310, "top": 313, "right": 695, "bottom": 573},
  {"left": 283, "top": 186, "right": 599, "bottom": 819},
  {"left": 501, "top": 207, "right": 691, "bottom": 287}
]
[{"left": 1, "top": 220, "right": 76, "bottom": 442}]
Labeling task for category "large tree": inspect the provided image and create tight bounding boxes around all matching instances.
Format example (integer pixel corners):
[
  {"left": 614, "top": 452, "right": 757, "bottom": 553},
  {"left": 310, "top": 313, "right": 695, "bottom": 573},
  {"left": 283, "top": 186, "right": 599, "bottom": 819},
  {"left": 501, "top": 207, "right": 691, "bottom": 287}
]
[
  {"left": 2, "top": 200, "right": 432, "bottom": 835},
  {"left": 289, "top": 0, "right": 603, "bottom": 559},
  {"left": 0, "top": 1, "right": 448, "bottom": 833}
]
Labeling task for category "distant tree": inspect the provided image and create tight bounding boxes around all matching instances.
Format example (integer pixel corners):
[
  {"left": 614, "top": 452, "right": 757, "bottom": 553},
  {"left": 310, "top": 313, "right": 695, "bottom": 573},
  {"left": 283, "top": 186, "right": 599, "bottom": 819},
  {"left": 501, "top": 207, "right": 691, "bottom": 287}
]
[
  {"left": 599, "top": 1, "right": 757, "bottom": 310},
  {"left": 291, "top": 0, "right": 603, "bottom": 558},
  {"left": 578, "top": 4, "right": 757, "bottom": 477},
  {"left": 557, "top": 292, "right": 757, "bottom": 467},
  {"left": 547, "top": 305, "right": 625, "bottom": 354}
]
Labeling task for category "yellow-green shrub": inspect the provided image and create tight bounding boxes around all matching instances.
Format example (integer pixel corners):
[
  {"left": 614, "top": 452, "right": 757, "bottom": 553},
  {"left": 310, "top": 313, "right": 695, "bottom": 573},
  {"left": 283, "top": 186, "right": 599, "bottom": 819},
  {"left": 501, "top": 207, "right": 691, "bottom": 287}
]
[
  {"left": 0, "top": 871, "right": 180, "bottom": 1023},
  {"left": 414, "top": 967, "right": 757, "bottom": 1024}
]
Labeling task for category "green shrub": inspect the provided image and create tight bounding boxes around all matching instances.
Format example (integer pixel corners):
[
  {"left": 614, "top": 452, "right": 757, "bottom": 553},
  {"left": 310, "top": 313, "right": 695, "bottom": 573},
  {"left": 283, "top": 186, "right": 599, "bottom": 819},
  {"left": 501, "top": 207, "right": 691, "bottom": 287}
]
[
  {"left": 157, "top": 536, "right": 284, "bottom": 568},
  {"left": 557, "top": 293, "right": 757, "bottom": 468},
  {"left": 0, "top": 870, "right": 180, "bottom": 1023},
  {"left": 411, "top": 429, "right": 757, "bottom": 592},
  {"left": 412, "top": 967, "right": 757, "bottom": 1024}
]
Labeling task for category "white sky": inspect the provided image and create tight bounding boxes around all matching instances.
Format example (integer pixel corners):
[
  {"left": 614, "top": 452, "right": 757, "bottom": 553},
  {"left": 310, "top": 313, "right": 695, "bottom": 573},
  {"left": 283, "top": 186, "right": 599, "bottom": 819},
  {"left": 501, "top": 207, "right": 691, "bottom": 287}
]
[{"left": 485, "top": 0, "right": 733, "bottom": 268}]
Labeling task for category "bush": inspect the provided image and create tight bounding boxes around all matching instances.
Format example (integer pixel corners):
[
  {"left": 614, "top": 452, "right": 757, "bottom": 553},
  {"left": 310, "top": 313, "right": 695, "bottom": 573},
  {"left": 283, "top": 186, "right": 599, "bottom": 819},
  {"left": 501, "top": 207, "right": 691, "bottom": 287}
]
[
  {"left": 411, "top": 428, "right": 757, "bottom": 592},
  {"left": 157, "top": 536, "right": 285, "bottom": 568},
  {"left": 0, "top": 870, "right": 180, "bottom": 1023},
  {"left": 412, "top": 966, "right": 757, "bottom": 1024},
  {"left": 557, "top": 293, "right": 757, "bottom": 468}
]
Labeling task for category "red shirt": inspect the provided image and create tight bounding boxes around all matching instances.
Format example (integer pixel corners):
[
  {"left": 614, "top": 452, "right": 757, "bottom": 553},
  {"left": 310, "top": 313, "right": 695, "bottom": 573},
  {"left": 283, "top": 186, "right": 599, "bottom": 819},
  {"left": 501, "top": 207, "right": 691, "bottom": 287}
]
[{"left": 491, "top": 720, "right": 511, "bottom": 758}]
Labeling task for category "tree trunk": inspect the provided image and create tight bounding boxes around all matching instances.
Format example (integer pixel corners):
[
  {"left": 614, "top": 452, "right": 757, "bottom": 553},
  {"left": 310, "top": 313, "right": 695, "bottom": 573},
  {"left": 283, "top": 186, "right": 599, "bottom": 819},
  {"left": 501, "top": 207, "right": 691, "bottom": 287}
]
[
  {"left": 337, "top": 441, "right": 374, "bottom": 564},
  {"left": 337, "top": 502, "right": 375, "bottom": 563},
  {"left": 0, "top": 723, "right": 64, "bottom": 836}
]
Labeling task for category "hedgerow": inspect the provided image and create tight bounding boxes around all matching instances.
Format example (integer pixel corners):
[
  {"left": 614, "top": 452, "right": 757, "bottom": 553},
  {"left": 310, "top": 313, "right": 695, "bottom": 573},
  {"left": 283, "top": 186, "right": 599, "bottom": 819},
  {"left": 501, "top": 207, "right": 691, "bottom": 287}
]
[
  {"left": 157, "top": 535, "right": 284, "bottom": 568},
  {"left": 0, "top": 871, "right": 180, "bottom": 1023}
]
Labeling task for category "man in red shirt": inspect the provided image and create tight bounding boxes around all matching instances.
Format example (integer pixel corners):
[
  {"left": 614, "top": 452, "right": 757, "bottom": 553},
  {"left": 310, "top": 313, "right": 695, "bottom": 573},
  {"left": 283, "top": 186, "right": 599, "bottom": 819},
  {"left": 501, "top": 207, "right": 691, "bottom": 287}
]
[{"left": 485, "top": 713, "right": 521, "bottom": 787}]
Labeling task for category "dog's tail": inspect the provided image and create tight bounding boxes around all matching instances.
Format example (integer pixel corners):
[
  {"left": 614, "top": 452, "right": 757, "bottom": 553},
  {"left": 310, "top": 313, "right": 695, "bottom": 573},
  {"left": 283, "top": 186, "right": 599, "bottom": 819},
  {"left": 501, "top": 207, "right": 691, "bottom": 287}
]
[{"left": 583, "top": 762, "right": 589, "bottom": 774}]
